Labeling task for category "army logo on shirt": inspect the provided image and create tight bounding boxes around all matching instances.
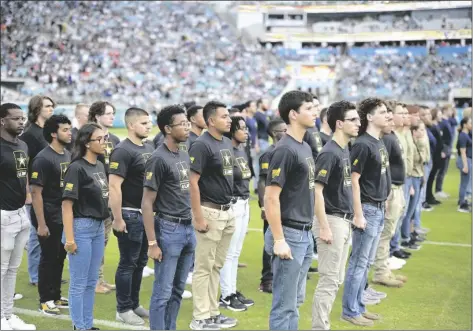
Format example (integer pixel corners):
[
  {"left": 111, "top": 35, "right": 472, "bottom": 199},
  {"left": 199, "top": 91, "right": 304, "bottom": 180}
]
[
  {"left": 178, "top": 143, "right": 188, "bottom": 152},
  {"left": 380, "top": 148, "right": 389, "bottom": 174},
  {"left": 103, "top": 142, "right": 114, "bottom": 165},
  {"left": 312, "top": 132, "right": 323, "bottom": 152},
  {"left": 13, "top": 151, "right": 28, "bottom": 178},
  {"left": 175, "top": 161, "right": 190, "bottom": 191},
  {"left": 220, "top": 149, "right": 233, "bottom": 176},
  {"left": 60, "top": 162, "right": 70, "bottom": 187},
  {"left": 142, "top": 153, "right": 152, "bottom": 162},
  {"left": 343, "top": 158, "right": 352, "bottom": 187},
  {"left": 306, "top": 157, "right": 315, "bottom": 190},
  {"left": 93, "top": 172, "right": 109, "bottom": 198},
  {"left": 236, "top": 157, "right": 251, "bottom": 179}
]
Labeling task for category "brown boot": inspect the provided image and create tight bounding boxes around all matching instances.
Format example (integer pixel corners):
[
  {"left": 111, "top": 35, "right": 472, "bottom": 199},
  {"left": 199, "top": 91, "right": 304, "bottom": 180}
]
[
  {"left": 341, "top": 315, "right": 374, "bottom": 326},
  {"left": 392, "top": 273, "right": 408, "bottom": 283},
  {"left": 102, "top": 282, "right": 116, "bottom": 290},
  {"left": 372, "top": 276, "right": 404, "bottom": 288},
  {"left": 95, "top": 283, "right": 111, "bottom": 294},
  {"left": 363, "top": 311, "right": 381, "bottom": 320}
]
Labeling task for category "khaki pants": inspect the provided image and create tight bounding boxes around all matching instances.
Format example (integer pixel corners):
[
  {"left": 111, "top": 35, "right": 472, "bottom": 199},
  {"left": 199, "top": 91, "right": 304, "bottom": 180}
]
[
  {"left": 98, "top": 217, "right": 113, "bottom": 284},
  {"left": 192, "top": 206, "right": 235, "bottom": 320},
  {"left": 373, "top": 185, "right": 405, "bottom": 280},
  {"left": 311, "top": 215, "right": 351, "bottom": 330}
]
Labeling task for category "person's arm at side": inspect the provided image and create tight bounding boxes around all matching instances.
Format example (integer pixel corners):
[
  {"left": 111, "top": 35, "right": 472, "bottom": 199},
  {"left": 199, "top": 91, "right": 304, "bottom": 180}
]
[
  {"left": 62, "top": 164, "right": 81, "bottom": 254},
  {"left": 142, "top": 187, "right": 162, "bottom": 261},
  {"left": 258, "top": 152, "right": 270, "bottom": 218},
  {"left": 350, "top": 143, "right": 369, "bottom": 229},
  {"left": 188, "top": 141, "right": 209, "bottom": 232},
  {"left": 459, "top": 135, "right": 469, "bottom": 174},
  {"left": 314, "top": 183, "right": 332, "bottom": 243},
  {"left": 31, "top": 185, "right": 48, "bottom": 237},
  {"left": 109, "top": 175, "right": 126, "bottom": 232}
]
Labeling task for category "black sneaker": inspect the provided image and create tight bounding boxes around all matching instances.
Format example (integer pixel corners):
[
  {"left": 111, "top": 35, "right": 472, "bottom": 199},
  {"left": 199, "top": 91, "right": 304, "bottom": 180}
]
[
  {"left": 399, "top": 249, "right": 411, "bottom": 256},
  {"left": 401, "top": 240, "right": 421, "bottom": 251},
  {"left": 308, "top": 267, "right": 318, "bottom": 273},
  {"left": 411, "top": 233, "right": 425, "bottom": 243},
  {"left": 422, "top": 202, "right": 433, "bottom": 211},
  {"left": 211, "top": 314, "right": 237, "bottom": 328},
  {"left": 259, "top": 282, "right": 272, "bottom": 294},
  {"left": 235, "top": 291, "right": 254, "bottom": 307},
  {"left": 392, "top": 250, "right": 410, "bottom": 259},
  {"left": 426, "top": 198, "right": 441, "bottom": 205},
  {"left": 189, "top": 318, "right": 220, "bottom": 330},
  {"left": 219, "top": 295, "right": 246, "bottom": 312},
  {"left": 458, "top": 203, "right": 471, "bottom": 213}
]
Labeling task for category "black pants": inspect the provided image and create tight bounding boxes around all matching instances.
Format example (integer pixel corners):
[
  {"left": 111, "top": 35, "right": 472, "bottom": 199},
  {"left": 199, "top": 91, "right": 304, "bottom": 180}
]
[
  {"left": 261, "top": 219, "right": 273, "bottom": 283},
  {"left": 37, "top": 222, "right": 67, "bottom": 303},
  {"left": 426, "top": 158, "right": 441, "bottom": 202},
  {"left": 114, "top": 210, "right": 148, "bottom": 313}
]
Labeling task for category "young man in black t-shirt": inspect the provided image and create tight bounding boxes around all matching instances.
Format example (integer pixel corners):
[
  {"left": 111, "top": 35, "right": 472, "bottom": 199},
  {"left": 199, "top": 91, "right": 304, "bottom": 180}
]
[
  {"left": 141, "top": 105, "right": 197, "bottom": 330},
  {"left": 303, "top": 95, "right": 324, "bottom": 162},
  {"left": 257, "top": 118, "right": 287, "bottom": 294},
  {"left": 108, "top": 108, "right": 153, "bottom": 326},
  {"left": 264, "top": 90, "right": 316, "bottom": 330},
  {"left": 319, "top": 107, "right": 332, "bottom": 146},
  {"left": 30, "top": 115, "right": 72, "bottom": 315},
  {"left": 0, "top": 103, "right": 36, "bottom": 331},
  {"left": 188, "top": 101, "right": 237, "bottom": 330},
  {"left": 311, "top": 101, "right": 360, "bottom": 330},
  {"left": 21, "top": 95, "right": 55, "bottom": 287},
  {"left": 187, "top": 105, "right": 206, "bottom": 149},
  {"left": 88, "top": 101, "right": 121, "bottom": 293},
  {"left": 341, "top": 98, "right": 390, "bottom": 327},
  {"left": 66, "top": 103, "right": 90, "bottom": 152}
]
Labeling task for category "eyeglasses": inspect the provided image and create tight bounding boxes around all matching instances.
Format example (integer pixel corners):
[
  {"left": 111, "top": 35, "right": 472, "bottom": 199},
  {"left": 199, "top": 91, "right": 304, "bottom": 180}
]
[
  {"left": 89, "top": 136, "right": 106, "bottom": 143},
  {"left": 344, "top": 117, "right": 360, "bottom": 123},
  {"left": 168, "top": 121, "right": 191, "bottom": 128}
]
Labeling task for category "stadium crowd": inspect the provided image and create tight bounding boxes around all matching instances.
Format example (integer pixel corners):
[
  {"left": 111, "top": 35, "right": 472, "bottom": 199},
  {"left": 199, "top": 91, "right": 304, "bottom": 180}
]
[{"left": 1, "top": 91, "right": 471, "bottom": 331}]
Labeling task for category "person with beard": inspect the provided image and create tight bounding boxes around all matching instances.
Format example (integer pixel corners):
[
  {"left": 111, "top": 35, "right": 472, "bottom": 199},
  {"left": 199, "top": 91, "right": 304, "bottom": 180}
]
[
  {"left": 257, "top": 118, "right": 287, "bottom": 294},
  {"left": 88, "top": 101, "right": 120, "bottom": 294},
  {"left": 108, "top": 108, "right": 154, "bottom": 326},
  {"left": 30, "top": 115, "right": 72, "bottom": 315},
  {"left": 0, "top": 103, "right": 36, "bottom": 330},
  {"left": 319, "top": 107, "right": 332, "bottom": 146},
  {"left": 311, "top": 101, "right": 360, "bottom": 330},
  {"left": 341, "top": 98, "right": 389, "bottom": 327},
  {"left": 264, "top": 91, "right": 316, "bottom": 330},
  {"left": 21, "top": 95, "right": 55, "bottom": 288},
  {"left": 66, "top": 104, "right": 90, "bottom": 152}
]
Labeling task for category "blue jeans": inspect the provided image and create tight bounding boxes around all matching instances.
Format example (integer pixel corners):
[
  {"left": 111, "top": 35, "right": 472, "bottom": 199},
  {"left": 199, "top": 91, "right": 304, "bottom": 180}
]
[
  {"left": 414, "top": 161, "right": 432, "bottom": 229},
  {"left": 114, "top": 210, "right": 148, "bottom": 313},
  {"left": 401, "top": 177, "right": 422, "bottom": 242},
  {"left": 265, "top": 226, "right": 313, "bottom": 330},
  {"left": 26, "top": 205, "right": 41, "bottom": 283},
  {"left": 149, "top": 217, "right": 196, "bottom": 330},
  {"left": 342, "top": 203, "right": 384, "bottom": 318},
  {"left": 63, "top": 218, "right": 105, "bottom": 330},
  {"left": 457, "top": 157, "right": 472, "bottom": 205},
  {"left": 390, "top": 177, "right": 411, "bottom": 253},
  {"left": 436, "top": 152, "right": 451, "bottom": 192}
]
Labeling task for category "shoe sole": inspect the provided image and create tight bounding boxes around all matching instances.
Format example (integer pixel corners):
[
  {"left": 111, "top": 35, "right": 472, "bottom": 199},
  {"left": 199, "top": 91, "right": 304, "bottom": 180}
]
[
  {"left": 215, "top": 322, "right": 237, "bottom": 329},
  {"left": 56, "top": 305, "right": 69, "bottom": 309},
  {"left": 242, "top": 302, "right": 254, "bottom": 307},
  {"left": 39, "top": 309, "right": 61, "bottom": 316},
  {"left": 340, "top": 316, "right": 374, "bottom": 326},
  {"left": 116, "top": 315, "right": 145, "bottom": 326},
  {"left": 371, "top": 280, "right": 403, "bottom": 288},
  {"left": 224, "top": 305, "right": 247, "bottom": 312},
  {"left": 189, "top": 322, "right": 220, "bottom": 330}
]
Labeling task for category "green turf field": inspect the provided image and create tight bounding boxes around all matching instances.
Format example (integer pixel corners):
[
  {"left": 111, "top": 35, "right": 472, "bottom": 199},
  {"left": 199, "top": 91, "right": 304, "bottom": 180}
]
[{"left": 12, "top": 148, "right": 472, "bottom": 330}]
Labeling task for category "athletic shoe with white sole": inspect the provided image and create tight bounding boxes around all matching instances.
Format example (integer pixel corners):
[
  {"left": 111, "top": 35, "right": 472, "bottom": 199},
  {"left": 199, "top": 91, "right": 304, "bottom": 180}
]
[
  {"left": 1, "top": 317, "right": 12, "bottom": 330},
  {"left": 365, "top": 287, "right": 387, "bottom": 299},
  {"left": 186, "top": 272, "right": 193, "bottom": 285},
  {"left": 39, "top": 300, "right": 61, "bottom": 315},
  {"left": 189, "top": 318, "right": 220, "bottom": 330},
  {"left": 211, "top": 314, "right": 237, "bottom": 328},
  {"left": 219, "top": 295, "right": 247, "bottom": 312},
  {"left": 7, "top": 315, "right": 36, "bottom": 330},
  {"left": 116, "top": 310, "right": 145, "bottom": 326},
  {"left": 13, "top": 293, "right": 23, "bottom": 301},
  {"left": 183, "top": 290, "right": 192, "bottom": 299}
]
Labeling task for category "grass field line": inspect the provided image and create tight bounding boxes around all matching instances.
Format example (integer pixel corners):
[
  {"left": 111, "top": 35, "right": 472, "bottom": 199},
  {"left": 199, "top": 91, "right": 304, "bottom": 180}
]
[
  {"left": 13, "top": 307, "right": 150, "bottom": 330},
  {"left": 246, "top": 228, "right": 472, "bottom": 247}
]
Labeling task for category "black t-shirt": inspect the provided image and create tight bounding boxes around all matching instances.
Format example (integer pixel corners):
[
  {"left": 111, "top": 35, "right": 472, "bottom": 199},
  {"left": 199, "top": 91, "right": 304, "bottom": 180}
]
[
  {"left": 20, "top": 123, "right": 48, "bottom": 176},
  {"left": 350, "top": 133, "right": 389, "bottom": 203},
  {"left": 382, "top": 132, "right": 405, "bottom": 185},
  {"left": 153, "top": 132, "right": 164, "bottom": 149},
  {"left": 188, "top": 131, "right": 200, "bottom": 149},
  {"left": 319, "top": 132, "right": 331, "bottom": 147},
  {"left": 259, "top": 145, "right": 276, "bottom": 179},
  {"left": 303, "top": 126, "right": 324, "bottom": 161},
  {"left": 62, "top": 158, "right": 110, "bottom": 220},
  {"left": 0, "top": 138, "right": 29, "bottom": 210},
  {"left": 266, "top": 135, "right": 315, "bottom": 225},
  {"left": 457, "top": 131, "right": 473, "bottom": 159},
  {"left": 314, "top": 140, "right": 353, "bottom": 215},
  {"left": 144, "top": 144, "right": 192, "bottom": 218},
  {"left": 189, "top": 131, "right": 234, "bottom": 205},
  {"left": 66, "top": 127, "right": 79, "bottom": 152},
  {"left": 98, "top": 133, "right": 120, "bottom": 175},
  {"left": 254, "top": 111, "right": 269, "bottom": 141},
  {"left": 30, "top": 146, "right": 71, "bottom": 224},
  {"left": 108, "top": 139, "right": 154, "bottom": 208},
  {"left": 233, "top": 146, "right": 251, "bottom": 198}
]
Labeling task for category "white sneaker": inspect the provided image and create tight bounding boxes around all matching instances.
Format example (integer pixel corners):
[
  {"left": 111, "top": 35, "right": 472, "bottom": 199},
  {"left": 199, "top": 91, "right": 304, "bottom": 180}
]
[
  {"left": 186, "top": 272, "right": 193, "bottom": 285},
  {"left": 390, "top": 256, "right": 406, "bottom": 266},
  {"left": 7, "top": 315, "right": 36, "bottom": 330},
  {"left": 183, "top": 290, "right": 192, "bottom": 299},
  {"left": 13, "top": 293, "right": 23, "bottom": 301},
  {"left": 142, "top": 267, "right": 152, "bottom": 278},
  {"left": 435, "top": 191, "right": 449, "bottom": 199},
  {"left": 312, "top": 253, "right": 318, "bottom": 261},
  {"left": 144, "top": 266, "right": 154, "bottom": 275},
  {"left": 1, "top": 317, "right": 12, "bottom": 330},
  {"left": 387, "top": 257, "right": 403, "bottom": 270}
]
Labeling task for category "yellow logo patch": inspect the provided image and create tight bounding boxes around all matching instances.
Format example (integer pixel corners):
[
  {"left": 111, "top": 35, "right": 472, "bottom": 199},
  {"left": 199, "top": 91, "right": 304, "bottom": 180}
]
[
  {"left": 262, "top": 162, "right": 269, "bottom": 170},
  {"left": 318, "top": 169, "right": 327, "bottom": 177},
  {"left": 353, "top": 159, "right": 359, "bottom": 166},
  {"left": 146, "top": 172, "right": 153, "bottom": 180},
  {"left": 272, "top": 168, "right": 281, "bottom": 178},
  {"left": 190, "top": 157, "right": 195, "bottom": 163},
  {"left": 65, "top": 183, "right": 74, "bottom": 191},
  {"left": 109, "top": 162, "right": 119, "bottom": 170},
  {"left": 31, "top": 172, "right": 38, "bottom": 179}
]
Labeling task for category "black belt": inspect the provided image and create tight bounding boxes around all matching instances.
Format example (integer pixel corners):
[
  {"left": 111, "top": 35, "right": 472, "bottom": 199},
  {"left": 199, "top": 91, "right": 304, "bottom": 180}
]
[
  {"left": 202, "top": 201, "right": 232, "bottom": 211},
  {"left": 327, "top": 212, "right": 354, "bottom": 221},
  {"left": 157, "top": 212, "right": 192, "bottom": 225},
  {"left": 363, "top": 201, "right": 385, "bottom": 209},
  {"left": 282, "top": 220, "right": 312, "bottom": 231}
]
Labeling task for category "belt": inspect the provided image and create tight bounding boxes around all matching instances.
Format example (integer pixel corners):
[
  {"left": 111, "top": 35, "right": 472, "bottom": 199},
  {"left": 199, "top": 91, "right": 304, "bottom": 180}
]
[
  {"left": 391, "top": 184, "right": 403, "bottom": 189},
  {"left": 202, "top": 201, "right": 232, "bottom": 211},
  {"left": 327, "top": 212, "right": 354, "bottom": 221},
  {"left": 363, "top": 201, "right": 384, "bottom": 209},
  {"left": 157, "top": 212, "right": 192, "bottom": 225},
  {"left": 122, "top": 207, "right": 141, "bottom": 213},
  {"left": 282, "top": 220, "right": 312, "bottom": 231},
  {"left": 231, "top": 196, "right": 249, "bottom": 204}
]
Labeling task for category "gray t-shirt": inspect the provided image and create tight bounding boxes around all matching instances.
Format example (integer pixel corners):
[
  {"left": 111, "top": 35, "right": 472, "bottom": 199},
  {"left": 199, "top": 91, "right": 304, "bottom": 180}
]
[{"left": 144, "top": 143, "right": 191, "bottom": 219}]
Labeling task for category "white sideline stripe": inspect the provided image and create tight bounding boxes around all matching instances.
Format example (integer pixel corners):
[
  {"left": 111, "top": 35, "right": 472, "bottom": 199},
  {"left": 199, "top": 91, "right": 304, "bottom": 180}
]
[
  {"left": 247, "top": 228, "right": 472, "bottom": 247},
  {"left": 13, "top": 307, "right": 150, "bottom": 330}
]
